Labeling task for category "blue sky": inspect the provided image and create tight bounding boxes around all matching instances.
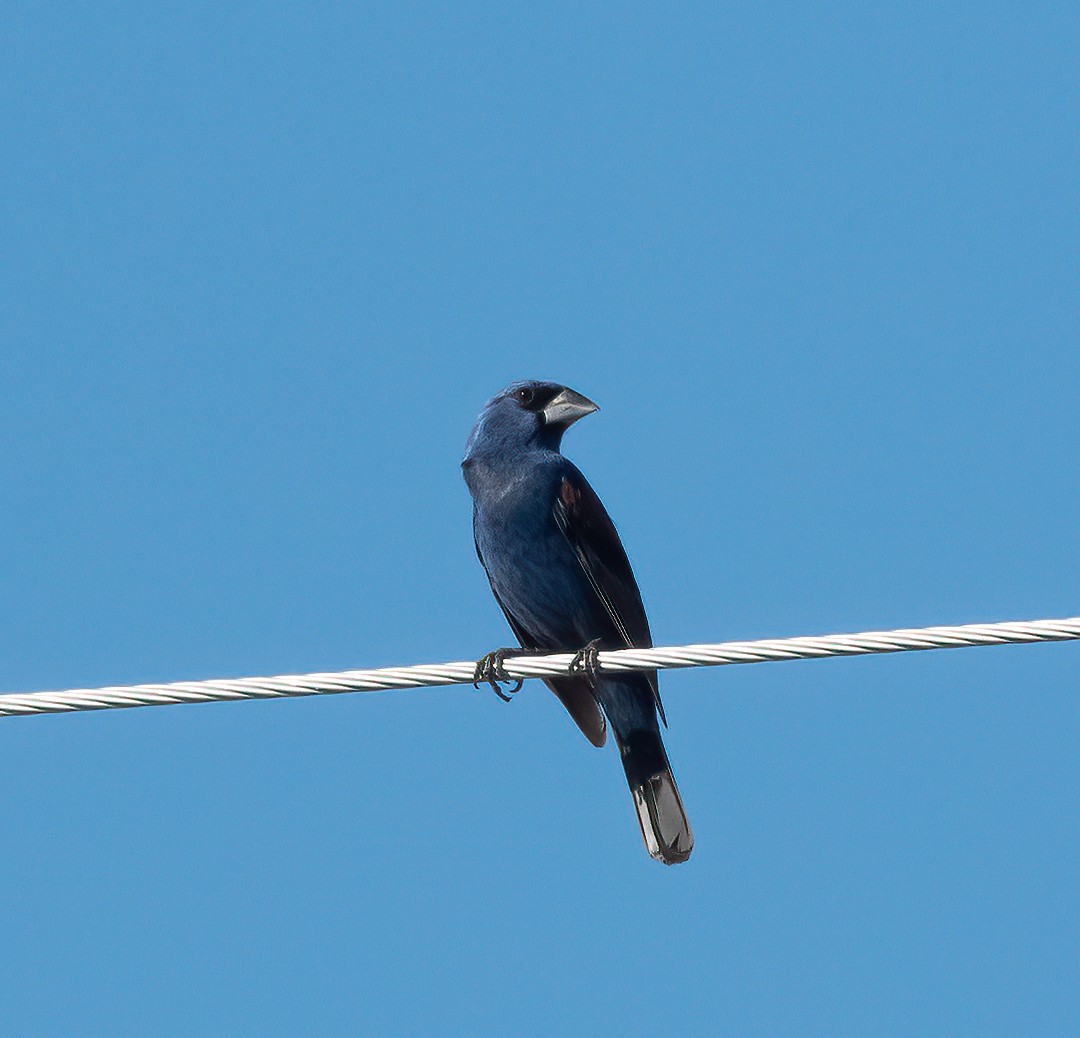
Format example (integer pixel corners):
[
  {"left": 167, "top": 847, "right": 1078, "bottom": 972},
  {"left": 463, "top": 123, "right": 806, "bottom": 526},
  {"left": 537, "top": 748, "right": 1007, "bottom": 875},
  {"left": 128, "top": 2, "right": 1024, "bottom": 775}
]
[{"left": 2, "top": 2, "right": 1078, "bottom": 1034}]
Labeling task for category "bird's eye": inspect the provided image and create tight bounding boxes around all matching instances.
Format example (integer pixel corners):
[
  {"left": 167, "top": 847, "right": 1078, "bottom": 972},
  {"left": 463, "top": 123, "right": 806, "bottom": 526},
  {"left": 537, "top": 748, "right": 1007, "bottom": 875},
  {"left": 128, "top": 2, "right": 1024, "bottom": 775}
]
[{"left": 515, "top": 387, "right": 534, "bottom": 405}]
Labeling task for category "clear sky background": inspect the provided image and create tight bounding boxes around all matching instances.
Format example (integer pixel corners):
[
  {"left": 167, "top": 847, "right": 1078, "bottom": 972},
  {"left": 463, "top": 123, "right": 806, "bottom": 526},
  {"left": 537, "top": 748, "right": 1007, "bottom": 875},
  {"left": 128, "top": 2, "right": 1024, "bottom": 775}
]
[{"left": 2, "top": 3, "right": 1078, "bottom": 1035}]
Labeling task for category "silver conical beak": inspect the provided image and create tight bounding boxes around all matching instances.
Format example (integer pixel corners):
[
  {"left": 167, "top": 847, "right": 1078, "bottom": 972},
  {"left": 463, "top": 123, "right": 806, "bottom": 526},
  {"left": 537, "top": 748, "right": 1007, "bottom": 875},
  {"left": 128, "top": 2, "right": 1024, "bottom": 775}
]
[{"left": 541, "top": 388, "right": 599, "bottom": 429}]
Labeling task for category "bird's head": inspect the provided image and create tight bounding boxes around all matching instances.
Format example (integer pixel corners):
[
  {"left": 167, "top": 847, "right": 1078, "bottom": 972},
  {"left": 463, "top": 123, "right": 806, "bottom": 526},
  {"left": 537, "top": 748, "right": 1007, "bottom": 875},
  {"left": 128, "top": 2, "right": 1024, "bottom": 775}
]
[{"left": 463, "top": 380, "right": 599, "bottom": 464}]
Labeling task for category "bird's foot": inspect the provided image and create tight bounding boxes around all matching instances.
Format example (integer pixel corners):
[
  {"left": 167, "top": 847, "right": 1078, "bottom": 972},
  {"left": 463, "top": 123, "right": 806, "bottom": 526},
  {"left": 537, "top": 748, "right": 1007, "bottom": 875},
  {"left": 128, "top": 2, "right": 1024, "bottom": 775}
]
[
  {"left": 473, "top": 648, "right": 525, "bottom": 702},
  {"left": 569, "top": 638, "right": 603, "bottom": 687}
]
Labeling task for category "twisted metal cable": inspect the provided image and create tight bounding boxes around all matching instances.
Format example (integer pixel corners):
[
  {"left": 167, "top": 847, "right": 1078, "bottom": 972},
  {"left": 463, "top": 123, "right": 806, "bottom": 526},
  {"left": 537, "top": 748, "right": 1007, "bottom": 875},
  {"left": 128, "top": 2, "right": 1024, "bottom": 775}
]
[{"left": 1, "top": 616, "right": 1076, "bottom": 719}]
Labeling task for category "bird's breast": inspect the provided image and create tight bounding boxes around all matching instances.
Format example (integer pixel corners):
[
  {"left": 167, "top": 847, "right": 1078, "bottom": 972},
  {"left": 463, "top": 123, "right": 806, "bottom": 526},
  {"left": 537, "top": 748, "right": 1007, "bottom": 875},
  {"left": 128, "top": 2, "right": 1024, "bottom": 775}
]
[{"left": 474, "top": 497, "right": 597, "bottom": 648}]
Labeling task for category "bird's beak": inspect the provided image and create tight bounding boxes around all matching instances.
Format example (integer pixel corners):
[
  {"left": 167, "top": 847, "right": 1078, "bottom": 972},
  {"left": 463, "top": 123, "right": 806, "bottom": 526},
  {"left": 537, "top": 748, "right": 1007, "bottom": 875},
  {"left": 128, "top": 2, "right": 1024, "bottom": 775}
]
[{"left": 542, "top": 388, "right": 600, "bottom": 429}]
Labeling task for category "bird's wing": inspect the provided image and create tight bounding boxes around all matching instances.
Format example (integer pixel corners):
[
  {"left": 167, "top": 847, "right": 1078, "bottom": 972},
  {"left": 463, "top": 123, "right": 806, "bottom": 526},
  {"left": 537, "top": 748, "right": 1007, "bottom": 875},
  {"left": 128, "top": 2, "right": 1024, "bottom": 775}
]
[
  {"left": 474, "top": 533, "right": 608, "bottom": 747},
  {"left": 552, "top": 467, "right": 666, "bottom": 725}
]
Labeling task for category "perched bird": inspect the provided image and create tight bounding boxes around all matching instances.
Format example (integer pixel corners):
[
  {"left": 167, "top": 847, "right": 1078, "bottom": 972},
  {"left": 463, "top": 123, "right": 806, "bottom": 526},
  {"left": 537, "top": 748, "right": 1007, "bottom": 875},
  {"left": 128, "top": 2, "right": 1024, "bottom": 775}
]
[{"left": 462, "top": 380, "right": 693, "bottom": 865}]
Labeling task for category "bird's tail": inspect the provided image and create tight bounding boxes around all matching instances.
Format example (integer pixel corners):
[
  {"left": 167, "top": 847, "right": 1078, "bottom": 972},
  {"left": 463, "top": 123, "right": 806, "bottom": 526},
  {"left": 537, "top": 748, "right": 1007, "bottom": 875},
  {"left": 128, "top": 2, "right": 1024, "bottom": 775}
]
[{"left": 617, "top": 729, "right": 693, "bottom": 865}]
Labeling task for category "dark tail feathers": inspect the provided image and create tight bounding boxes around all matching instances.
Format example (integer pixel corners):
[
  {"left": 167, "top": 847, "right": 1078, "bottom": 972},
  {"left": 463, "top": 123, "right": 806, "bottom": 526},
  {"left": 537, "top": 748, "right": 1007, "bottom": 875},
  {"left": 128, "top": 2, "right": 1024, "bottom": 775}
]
[{"left": 617, "top": 729, "right": 693, "bottom": 865}]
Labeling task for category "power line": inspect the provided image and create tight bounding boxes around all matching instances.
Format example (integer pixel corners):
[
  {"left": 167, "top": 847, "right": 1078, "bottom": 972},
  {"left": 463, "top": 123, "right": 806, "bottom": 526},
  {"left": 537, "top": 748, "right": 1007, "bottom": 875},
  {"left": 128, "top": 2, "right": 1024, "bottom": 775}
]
[{"left": 1, "top": 615, "right": 1076, "bottom": 720}]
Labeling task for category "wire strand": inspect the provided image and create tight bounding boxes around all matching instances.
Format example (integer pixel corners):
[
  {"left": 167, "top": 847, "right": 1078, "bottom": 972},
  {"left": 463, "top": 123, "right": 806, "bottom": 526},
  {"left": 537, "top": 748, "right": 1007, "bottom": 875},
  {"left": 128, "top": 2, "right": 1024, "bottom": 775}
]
[{"left": 1, "top": 616, "right": 1077, "bottom": 719}]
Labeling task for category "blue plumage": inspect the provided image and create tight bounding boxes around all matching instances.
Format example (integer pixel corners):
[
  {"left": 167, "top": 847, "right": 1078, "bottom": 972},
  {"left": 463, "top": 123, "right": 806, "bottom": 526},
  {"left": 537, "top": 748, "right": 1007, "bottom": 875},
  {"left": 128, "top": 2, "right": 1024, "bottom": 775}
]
[{"left": 463, "top": 380, "right": 693, "bottom": 864}]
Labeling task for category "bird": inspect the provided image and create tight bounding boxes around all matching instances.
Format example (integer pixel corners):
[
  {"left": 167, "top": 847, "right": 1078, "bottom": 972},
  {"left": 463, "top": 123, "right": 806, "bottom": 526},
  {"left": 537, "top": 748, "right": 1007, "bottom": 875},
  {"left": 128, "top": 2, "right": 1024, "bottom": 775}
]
[{"left": 462, "top": 379, "right": 693, "bottom": 865}]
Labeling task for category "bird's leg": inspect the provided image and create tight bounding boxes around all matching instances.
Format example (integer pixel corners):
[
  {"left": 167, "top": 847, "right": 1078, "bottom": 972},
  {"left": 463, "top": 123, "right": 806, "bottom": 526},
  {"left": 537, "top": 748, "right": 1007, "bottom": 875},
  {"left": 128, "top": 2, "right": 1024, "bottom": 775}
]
[
  {"left": 569, "top": 638, "right": 603, "bottom": 687},
  {"left": 473, "top": 647, "right": 527, "bottom": 701}
]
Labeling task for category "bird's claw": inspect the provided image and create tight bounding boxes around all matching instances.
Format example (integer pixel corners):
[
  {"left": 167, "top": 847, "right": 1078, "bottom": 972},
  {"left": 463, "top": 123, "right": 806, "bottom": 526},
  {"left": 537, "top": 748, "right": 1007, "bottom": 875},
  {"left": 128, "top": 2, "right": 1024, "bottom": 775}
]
[
  {"left": 569, "top": 638, "right": 603, "bottom": 686},
  {"left": 473, "top": 648, "right": 524, "bottom": 702}
]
